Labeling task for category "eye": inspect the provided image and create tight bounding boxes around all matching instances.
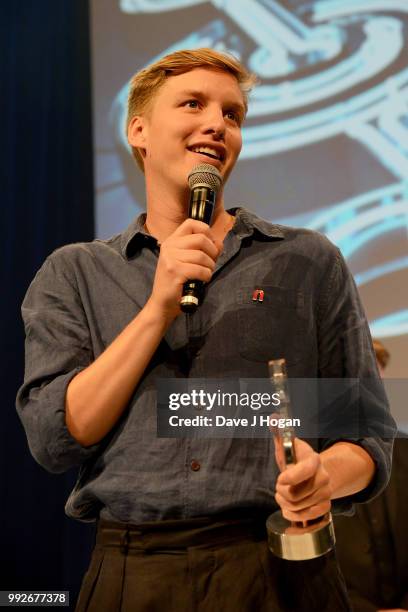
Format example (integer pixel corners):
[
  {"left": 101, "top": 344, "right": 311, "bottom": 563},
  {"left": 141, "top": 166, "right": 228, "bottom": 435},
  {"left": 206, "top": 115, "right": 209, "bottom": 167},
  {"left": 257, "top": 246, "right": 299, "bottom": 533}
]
[
  {"left": 225, "top": 110, "right": 241, "bottom": 124},
  {"left": 184, "top": 100, "right": 200, "bottom": 109}
]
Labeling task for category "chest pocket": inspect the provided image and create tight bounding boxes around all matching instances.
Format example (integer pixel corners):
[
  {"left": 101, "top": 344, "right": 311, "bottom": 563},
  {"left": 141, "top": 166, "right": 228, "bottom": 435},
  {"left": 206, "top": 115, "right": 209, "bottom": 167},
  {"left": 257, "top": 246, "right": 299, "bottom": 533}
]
[{"left": 236, "top": 285, "right": 305, "bottom": 365}]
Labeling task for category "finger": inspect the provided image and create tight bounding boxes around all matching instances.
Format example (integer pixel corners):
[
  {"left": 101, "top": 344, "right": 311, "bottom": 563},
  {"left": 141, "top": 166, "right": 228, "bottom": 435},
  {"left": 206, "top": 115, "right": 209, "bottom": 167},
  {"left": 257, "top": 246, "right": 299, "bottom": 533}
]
[
  {"left": 172, "top": 234, "right": 221, "bottom": 260},
  {"left": 290, "top": 438, "right": 317, "bottom": 461},
  {"left": 276, "top": 470, "right": 330, "bottom": 502},
  {"left": 174, "top": 218, "right": 213, "bottom": 235},
  {"left": 175, "top": 249, "right": 217, "bottom": 272},
  {"left": 156, "top": 249, "right": 214, "bottom": 282},
  {"left": 280, "top": 500, "right": 331, "bottom": 522},
  {"left": 272, "top": 434, "right": 315, "bottom": 473},
  {"left": 275, "top": 483, "right": 331, "bottom": 511},
  {"left": 172, "top": 220, "right": 223, "bottom": 254},
  {"left": 174, "top": 262, "right": 214, "bottom": 284},
  {"left": 277, "top": 453, "right": 320, "bottom": 486},
  {"left": 173, "top": 220, "right": 222, "bottom": 250}
]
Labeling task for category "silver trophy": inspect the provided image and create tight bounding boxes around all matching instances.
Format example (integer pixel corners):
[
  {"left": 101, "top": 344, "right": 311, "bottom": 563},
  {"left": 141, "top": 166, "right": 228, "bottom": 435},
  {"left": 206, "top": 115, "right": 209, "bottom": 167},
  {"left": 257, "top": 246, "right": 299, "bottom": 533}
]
[{"left": 266, "top": 358, "right": 336, "bottom": 561}]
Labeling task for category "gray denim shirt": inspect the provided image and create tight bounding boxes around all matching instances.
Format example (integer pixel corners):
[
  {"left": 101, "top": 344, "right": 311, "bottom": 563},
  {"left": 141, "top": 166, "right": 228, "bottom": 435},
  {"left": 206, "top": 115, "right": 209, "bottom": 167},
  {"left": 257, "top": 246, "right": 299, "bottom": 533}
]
[{"left": 16, "top": 208, "right": 395, "bottom": 523}]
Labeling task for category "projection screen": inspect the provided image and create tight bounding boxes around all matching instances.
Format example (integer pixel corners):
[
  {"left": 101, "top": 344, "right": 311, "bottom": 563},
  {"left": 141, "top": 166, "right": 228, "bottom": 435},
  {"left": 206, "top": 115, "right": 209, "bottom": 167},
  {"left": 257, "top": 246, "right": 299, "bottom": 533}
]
[{"left": 90, "top": 0, "right": 408, "bottom": 428}]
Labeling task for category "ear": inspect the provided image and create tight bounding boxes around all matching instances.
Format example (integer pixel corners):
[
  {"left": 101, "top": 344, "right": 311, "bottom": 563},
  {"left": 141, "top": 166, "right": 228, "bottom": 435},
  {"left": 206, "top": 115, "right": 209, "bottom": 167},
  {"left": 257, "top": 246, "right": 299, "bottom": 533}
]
[{"left": 128, "top": 115, "right": 148, "bottom": 154}]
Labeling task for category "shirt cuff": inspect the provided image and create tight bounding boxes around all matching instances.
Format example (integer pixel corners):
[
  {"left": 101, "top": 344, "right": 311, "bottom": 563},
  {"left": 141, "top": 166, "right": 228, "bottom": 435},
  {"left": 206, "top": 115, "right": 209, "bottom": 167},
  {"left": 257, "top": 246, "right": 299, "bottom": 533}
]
[
  {"left": 321, "top": 437, "right": 393, "bottom": 514},
  {"left": 18, "top": 367, "right": 102, "bottom": 473}
]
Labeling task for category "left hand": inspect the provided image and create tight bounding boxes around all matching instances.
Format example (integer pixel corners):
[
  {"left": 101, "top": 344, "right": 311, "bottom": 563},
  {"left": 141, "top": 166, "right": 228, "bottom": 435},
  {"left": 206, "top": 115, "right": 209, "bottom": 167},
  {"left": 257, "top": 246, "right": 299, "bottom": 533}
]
[{"left": 274, "top": 437, "right": 332, "bottom": 522}]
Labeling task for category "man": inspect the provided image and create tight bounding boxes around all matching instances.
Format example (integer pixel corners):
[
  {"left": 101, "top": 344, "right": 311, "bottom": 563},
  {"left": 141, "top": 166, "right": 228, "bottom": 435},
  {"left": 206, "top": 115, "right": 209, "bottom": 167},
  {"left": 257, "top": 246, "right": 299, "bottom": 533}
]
[{"left": 17, "top": 49, "right": 394, "bottom": 611}]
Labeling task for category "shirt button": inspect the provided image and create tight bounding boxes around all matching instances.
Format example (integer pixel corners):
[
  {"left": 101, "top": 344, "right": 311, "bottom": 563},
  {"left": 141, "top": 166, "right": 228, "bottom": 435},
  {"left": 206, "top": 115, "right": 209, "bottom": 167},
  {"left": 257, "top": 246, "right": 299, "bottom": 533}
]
[{"left": 190, "top": 460, "right": 201, "bottom": 472}]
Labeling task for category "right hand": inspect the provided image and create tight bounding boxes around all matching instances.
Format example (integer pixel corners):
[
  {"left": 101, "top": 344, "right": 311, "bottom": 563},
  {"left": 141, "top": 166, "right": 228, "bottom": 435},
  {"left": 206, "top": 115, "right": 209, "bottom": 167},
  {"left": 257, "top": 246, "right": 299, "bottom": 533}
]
[{"left": 147, "top": 219, "right": 223, "bottom": 321}]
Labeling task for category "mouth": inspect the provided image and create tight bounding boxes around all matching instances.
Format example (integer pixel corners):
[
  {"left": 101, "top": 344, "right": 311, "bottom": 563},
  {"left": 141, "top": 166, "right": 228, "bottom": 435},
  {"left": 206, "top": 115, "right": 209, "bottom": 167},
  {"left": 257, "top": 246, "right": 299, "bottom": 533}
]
[{"left": 188, "top": 145, "right": 224, "bottom": 162}]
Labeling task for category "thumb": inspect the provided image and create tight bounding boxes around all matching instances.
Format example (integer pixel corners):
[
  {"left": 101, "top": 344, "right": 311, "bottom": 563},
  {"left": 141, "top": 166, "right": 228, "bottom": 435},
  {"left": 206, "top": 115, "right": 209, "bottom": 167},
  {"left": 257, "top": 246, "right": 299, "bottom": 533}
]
[{"left": 273, "top": 435, "right": 314, "bottom": 473}]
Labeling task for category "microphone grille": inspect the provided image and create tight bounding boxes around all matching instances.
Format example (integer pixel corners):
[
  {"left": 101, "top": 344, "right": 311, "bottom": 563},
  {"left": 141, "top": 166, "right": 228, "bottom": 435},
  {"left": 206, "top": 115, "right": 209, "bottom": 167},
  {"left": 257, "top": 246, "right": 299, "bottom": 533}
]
[{"left": 188, "top": 164, "right": 222, "bottom": 192}]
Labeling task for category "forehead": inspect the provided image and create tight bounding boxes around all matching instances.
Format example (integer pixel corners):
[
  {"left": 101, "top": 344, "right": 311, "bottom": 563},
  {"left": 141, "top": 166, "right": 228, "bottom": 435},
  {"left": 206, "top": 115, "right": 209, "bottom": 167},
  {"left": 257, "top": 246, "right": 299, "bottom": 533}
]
[{"left": 153, "top": 67, "right": 245, "bottom": 106}]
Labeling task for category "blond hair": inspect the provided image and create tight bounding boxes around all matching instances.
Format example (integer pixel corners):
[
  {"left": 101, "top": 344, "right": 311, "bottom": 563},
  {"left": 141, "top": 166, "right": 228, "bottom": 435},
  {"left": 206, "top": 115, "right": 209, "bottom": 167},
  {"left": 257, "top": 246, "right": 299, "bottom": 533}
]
[{"left": 126, "top": 48, "right": 257, "bottom": 171}]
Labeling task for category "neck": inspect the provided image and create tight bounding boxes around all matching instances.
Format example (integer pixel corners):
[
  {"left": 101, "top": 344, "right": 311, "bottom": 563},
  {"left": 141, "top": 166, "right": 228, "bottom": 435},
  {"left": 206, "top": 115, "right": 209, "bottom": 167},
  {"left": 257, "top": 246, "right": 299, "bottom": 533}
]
[{"left": 144, "top": 177, "right": 233, "bottom": 244}]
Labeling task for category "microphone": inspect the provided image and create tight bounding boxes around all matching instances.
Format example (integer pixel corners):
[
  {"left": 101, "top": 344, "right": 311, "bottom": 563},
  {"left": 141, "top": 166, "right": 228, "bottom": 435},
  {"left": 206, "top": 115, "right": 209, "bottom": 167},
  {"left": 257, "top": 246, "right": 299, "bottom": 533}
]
[{"left": 180, "top": 163, "right": 222, "bottom": 314}]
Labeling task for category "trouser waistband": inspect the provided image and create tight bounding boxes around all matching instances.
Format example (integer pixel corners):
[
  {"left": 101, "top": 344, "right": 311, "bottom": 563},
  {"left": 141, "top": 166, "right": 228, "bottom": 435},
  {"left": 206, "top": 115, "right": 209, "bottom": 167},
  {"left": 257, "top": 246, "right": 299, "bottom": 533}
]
[{"left": 97, "top": 511, "right": 271, "bottom": 552}]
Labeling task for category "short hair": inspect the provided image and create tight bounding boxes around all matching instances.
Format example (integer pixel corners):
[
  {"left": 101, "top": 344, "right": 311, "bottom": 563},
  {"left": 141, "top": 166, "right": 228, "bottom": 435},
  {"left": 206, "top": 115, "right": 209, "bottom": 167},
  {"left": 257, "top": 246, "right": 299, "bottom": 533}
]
[
  {"left": 126, "top": 48, "right": 257, "bottom": 171},
  {"left": 373, "top": 338, "right": 390, "bottom": 370}
]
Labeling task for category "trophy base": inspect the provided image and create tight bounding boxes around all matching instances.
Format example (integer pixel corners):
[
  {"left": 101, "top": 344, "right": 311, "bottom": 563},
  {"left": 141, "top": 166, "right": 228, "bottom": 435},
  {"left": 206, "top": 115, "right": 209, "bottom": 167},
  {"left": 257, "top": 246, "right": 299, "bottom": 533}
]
[{"left": 266, "top": 511, "right": 335, "bottom": 561}]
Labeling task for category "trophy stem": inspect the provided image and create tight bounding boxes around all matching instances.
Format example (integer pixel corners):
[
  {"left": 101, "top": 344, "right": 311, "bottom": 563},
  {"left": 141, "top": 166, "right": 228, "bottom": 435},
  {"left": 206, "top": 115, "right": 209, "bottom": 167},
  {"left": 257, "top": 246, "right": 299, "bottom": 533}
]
[{"left": 266, "top": 358, "right": 336, "bottom": 561}]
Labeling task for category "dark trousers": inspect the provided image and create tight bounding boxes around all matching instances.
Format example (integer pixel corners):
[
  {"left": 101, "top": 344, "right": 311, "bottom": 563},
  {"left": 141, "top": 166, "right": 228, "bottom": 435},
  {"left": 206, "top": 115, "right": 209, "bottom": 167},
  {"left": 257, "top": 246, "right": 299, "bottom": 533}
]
[{"left": 75, "top": 514, "right": 351, "bottom": 612}]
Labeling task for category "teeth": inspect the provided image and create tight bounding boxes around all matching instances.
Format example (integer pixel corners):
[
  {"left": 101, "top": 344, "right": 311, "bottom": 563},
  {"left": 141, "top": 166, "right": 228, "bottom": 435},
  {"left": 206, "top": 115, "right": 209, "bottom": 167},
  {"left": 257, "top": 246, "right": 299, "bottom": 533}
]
[{"left": 191, "top": 146, "right": 221, "bottom": 160}]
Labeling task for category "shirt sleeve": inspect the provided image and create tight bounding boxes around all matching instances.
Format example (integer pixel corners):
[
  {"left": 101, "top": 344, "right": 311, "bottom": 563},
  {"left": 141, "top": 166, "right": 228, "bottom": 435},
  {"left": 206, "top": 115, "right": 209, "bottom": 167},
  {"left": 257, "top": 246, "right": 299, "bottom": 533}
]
[
  {"left": 316, "top": 245, "right": 396, "bottom": 511},
  {"left": 16, "top": 251, "right": 101, "bottom": 473}
]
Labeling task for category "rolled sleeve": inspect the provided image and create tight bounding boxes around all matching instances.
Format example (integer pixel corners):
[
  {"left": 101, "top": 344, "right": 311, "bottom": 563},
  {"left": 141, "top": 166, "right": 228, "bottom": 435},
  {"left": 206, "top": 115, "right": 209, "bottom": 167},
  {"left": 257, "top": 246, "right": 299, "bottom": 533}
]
[
  {"left": 321, "top": 437, "right": 394, "bottom": 514},
  {"left": 317, "top": 246, "right": 396, "bottom": 511},
  {"left": 16, "top": 253, "right": 101, "bottom": 473}
]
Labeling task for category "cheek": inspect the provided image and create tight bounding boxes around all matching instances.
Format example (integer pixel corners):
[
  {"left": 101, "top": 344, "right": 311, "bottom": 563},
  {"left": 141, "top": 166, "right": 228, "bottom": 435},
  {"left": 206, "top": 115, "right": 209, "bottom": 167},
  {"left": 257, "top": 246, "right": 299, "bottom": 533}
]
[
  {"left": 230, "top": 133, "right": 242, "bottom": 159},
  {"left": 146, "top": 130, "right": 173, "bottom": 159},
  {"left": 154, "top": 124, "right": 192, "bottom": 150}
]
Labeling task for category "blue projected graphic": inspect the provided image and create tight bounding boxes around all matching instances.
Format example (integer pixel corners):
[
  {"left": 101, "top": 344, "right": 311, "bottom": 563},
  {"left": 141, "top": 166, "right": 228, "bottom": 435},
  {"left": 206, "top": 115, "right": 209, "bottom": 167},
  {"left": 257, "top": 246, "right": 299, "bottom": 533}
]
[{"left": 99, "top": 0, "right": 408, "bottom": 340}]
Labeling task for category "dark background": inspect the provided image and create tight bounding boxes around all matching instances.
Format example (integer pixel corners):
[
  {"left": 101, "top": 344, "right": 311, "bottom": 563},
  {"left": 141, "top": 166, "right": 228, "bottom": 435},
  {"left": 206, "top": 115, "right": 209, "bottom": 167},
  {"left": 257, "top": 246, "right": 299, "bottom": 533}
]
[{"left": 2, "top": 2, "right": 95, "bottom": 608}]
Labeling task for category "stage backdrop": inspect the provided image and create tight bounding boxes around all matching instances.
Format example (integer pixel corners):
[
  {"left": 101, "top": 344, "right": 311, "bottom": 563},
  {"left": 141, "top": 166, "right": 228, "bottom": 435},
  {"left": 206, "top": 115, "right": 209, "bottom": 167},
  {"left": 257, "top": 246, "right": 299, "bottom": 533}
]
[{"left": 90, "top": 0, "right": 408, "bottom": 421}]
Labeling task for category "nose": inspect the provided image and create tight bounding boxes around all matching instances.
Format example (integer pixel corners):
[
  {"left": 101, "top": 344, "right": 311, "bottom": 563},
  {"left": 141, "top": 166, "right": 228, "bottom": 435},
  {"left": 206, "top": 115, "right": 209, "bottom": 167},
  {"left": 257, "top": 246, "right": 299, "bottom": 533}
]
[{"left": 201, "top": 106, "right": 226, "bottom": 140}]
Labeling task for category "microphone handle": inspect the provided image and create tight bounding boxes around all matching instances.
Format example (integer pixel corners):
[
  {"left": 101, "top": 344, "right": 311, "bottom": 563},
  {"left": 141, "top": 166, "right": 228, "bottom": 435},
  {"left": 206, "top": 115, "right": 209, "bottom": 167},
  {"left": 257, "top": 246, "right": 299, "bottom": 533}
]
[{"left": 180, "top": 186, "right": 216, "bottom": 314}]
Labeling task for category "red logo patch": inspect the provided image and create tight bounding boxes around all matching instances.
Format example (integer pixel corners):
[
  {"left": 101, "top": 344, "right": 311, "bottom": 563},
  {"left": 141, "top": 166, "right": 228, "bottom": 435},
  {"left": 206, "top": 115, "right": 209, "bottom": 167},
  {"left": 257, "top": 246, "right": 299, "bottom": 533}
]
[{"left": 252, "top": 289, "right": 264, "bottom": 302}]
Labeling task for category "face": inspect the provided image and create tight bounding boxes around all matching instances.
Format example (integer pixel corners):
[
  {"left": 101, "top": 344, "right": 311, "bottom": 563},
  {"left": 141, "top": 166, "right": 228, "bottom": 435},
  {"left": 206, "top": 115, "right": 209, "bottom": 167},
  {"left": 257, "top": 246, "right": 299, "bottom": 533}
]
[{"left": 128, "top": 68, "right": 245, "bottom": 195}]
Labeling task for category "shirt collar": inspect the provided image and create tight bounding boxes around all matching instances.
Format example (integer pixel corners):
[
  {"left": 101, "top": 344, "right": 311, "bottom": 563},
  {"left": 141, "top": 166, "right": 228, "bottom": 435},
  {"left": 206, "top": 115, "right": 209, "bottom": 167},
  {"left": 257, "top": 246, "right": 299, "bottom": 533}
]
[
  {"left": 121, "top": 212, "right": 159, "bottom": 259},
  {"left": 229, "top": 207, "right": 285, "bottom": 240},
  {"left": 121, "top": 206, "right": 284, "bottom": 259}
]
